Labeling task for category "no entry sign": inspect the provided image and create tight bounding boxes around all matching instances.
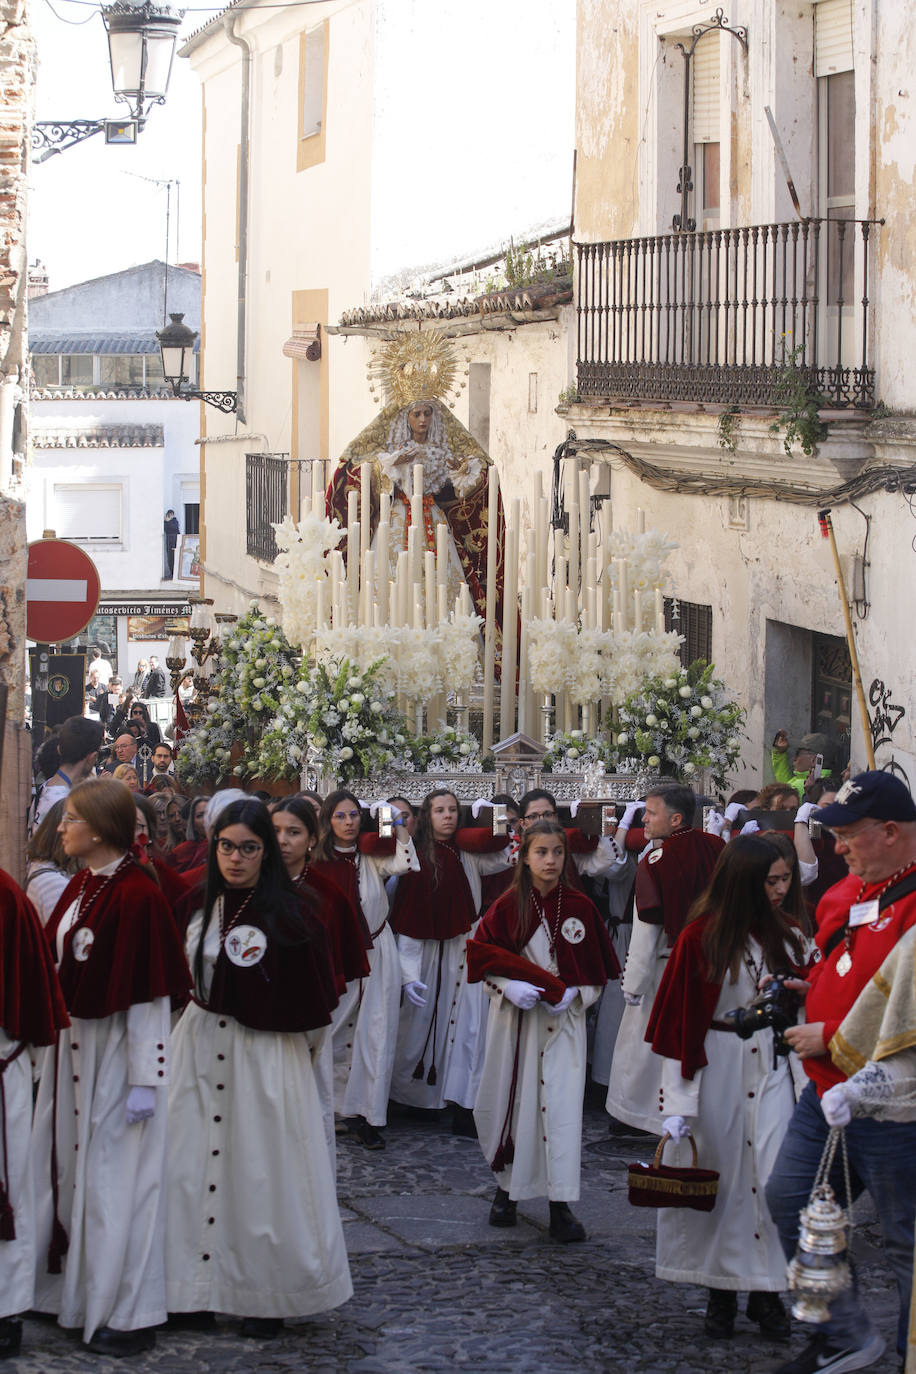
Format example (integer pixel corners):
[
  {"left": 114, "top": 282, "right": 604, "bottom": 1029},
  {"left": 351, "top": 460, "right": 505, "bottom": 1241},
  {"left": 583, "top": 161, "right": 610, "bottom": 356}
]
[{"left": 26, "top": 538, "right": 101, "bottom": 643}]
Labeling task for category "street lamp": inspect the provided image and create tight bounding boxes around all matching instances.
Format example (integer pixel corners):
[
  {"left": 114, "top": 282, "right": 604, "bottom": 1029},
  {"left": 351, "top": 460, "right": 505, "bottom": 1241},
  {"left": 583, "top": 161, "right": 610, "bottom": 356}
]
[
  {"left": 32, "top": 1, "right": 185, "bottom": 162},
  {"left": 156, "top": 313, "right": 239, "bottom": 415}
]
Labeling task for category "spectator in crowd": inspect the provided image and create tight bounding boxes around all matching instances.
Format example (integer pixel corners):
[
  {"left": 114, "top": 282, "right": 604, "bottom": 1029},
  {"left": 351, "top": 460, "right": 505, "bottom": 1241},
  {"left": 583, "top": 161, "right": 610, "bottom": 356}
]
[
  {"left": 112, "top": 764, "right": 140, "bottom": 791},
  {"left": 105, "top": 734, "right": 139, "bottom": 774},
  {"left": 25, "top": 798, "right": 81, "bottom": 924},
  {"left": 771, "top": 730, "right": 833, "bottom": 800},
  {"left": 149, "top": 742, "right": 174, "bottom": 778},
  {"left": 85, "top": 668, "right": 104, "bottom": 718},
  {"left": 163, "top": 510, "right": 181, "bottom": 579},
  {"left": 166, "top": 795, "right": 189, "bottom": 849},
  {"left": 753, "top": 783, "right": 801, "bottom": 813},
  {"left": 88, "top": 644, "right": 113, "bottom": 684},
  {"left": 98, "top": 677, "right": 128, "bottom": 733},
  {"left": 127, "top": 701, "right": 163, "bottom": 748},
  {"left": 31, "top": 716, "right": 103, "bottom": 834},
  {"left": 164, "top": 796, "right": 209, "bottom": 874},
  {"left": 131, "top": 659, "right": 150, "bottom": 697},
  {"left": 145, "top": 656, "right": 167, "bottom": 699}
]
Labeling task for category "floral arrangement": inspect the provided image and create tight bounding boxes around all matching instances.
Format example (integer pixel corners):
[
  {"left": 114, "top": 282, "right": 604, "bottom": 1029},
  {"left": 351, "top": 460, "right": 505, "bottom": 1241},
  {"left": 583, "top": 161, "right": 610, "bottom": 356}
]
[
  {"left": 542, "top": 729, "right": 612, "bottom": 774},
  {"left": 272, "top": 511, "right": 342, "bottom": 649},
  {"left": 415, "top": 724, "right": 482, "bottom": 773},
  {"left": 606, "top": 528, "right": 679, "bottom": 595},
  {"left": 607, "top": 661, "right": 746, "bottom": 791},
  {"left": 176, "top": 605, "right": 300, "bottom": 786},
  {"left": 313, "top": 614, "right": 482, "bottom": 703},
  {"left": 526, "top": 620, "right": 682, "bottom": 704},
  {"left": 255, "top": 656, "right": 414, "bottom": 783}
]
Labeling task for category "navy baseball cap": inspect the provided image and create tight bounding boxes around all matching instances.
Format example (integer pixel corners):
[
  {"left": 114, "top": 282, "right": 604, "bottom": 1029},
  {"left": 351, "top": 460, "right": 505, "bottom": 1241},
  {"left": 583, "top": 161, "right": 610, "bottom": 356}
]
[{"left": 816, "top": 771, "right": 916, "bottom": 826}]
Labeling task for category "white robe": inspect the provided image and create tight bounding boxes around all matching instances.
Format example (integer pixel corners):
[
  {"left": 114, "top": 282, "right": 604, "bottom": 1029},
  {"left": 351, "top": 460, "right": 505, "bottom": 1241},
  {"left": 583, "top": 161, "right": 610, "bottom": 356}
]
[
  {"left": 332, "top": 839, "right": 419, "bottom": 1127},
  {"left": 393, "top": 844, "right": 510, "bottom": 1111},
  {"left": 0, "top": 1031, "right": 40, "bottom": 1321},
  {"left": 473, "top": 924, "right": 601, "bottom": 1201},
  {"left": 654, "top": 939, "right": 801, "bottom": 1291},
  {"left": 32, "top": 1000, "right": 172, "bottom": 1338},
  {"left": 606, "top": 910, "right": 670, "bottom": 1131},
  {"left": 165, "top": 913, "right": 352, "bottom": 1319}
]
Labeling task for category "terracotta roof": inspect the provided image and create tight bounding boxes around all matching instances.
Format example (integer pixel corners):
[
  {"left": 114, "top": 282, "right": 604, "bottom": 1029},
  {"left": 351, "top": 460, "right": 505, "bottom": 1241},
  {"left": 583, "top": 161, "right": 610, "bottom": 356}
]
[
  {"left": 337, "top": 277, "right": 572, "bottom": 330},
  {"left": 30, "top": 387, "right": 175, "bottom": 401},
  {"left": 31, "top": 423, "right": 165, "bottom": 449}
]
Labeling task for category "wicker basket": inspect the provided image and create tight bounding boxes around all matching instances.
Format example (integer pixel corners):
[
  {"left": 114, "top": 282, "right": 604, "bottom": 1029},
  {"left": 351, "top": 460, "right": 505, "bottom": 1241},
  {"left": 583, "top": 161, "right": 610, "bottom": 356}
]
[{"left": 627, "top": 1132, "right": 719, "bottom": 1212}]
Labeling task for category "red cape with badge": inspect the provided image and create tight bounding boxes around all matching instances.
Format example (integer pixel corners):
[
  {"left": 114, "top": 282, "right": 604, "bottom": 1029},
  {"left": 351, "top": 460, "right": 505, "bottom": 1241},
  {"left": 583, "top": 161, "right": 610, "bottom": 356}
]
[
  {"left": 473, "top": 884, "right": 620, "bottom": 988},
  {"left": 389, "top": 829, "right": 506, "bottom": 941},
  {"left": 635, "top": 828, "right": 725, "bottom": 944},
  {"left": 46, "top": 861, "right": 191, "bottom": 1018},
  {"left": 0, "top": 867, "right": 69, "bottom": 1046},
  {"left": 297, "top": 865, "right": 371, "bottom": 992},
  {"left": 191, "top": 887, "right": 339, "bottom": 1033}
]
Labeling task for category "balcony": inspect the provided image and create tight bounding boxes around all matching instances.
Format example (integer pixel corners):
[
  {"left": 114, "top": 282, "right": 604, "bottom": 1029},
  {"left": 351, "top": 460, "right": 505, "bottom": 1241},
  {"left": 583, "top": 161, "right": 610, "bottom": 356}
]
[
  {"left": 245, "top": 452, "right": 289, "bottom": 562},
  {"left": 575, "top": 219, "right": 878, "bottom": 412}
]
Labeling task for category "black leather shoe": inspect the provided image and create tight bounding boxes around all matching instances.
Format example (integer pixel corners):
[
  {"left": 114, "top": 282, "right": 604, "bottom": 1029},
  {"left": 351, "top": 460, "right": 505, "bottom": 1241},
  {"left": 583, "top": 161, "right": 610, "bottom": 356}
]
[
  {"left": 240, "top": 1318, "right": 284, "bottom": 1339},
  {"left": 451, "top": 1105, "right": 477, "bottom": 1138},
  {"left": 355, "top": 1118, "right": 386, "bottom": 1150},
  {"left": 86, "top": 1327, "right": 156, "bottom": 1357},
  {"left": 0, "top": 1319, "right": 22, "bottom": 1361},
  {"left": 548, "top": 1201, "right": 586, "bottom": 1243},
  {"left": 488, "top": 1186, "right": 517, "bottom": 1228},
  {"left": 704, "top": 1289, "right": 737, "bottom": 1339},
  {"left": 746, "top": 1290, "right": 790, "bottom": 1340}
]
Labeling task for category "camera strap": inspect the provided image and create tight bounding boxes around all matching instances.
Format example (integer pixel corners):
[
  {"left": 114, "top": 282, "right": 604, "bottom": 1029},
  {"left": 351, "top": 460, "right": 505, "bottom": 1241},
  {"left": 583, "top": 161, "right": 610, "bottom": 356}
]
[{"left": 823, "top": 870, "right": 916, "bottom": 960}]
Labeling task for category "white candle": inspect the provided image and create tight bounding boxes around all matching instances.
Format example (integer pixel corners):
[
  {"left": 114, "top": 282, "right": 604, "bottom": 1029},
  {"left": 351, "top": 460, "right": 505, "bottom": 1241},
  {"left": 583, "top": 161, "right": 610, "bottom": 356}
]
[
  {"left": 360, "top": 462, "right": 371, "bottom": 563},
  {"left": 376, "top": 517, "right": 389, "bottom": 622},
  {"left": 397, "top": 551, "right": 409, "bottom": 629},
  {"left": 438, "top": 584, "right": 448, "bottom": 625},
  {"left": 347, "top": 520, "right": 360, "bottom": 622},
  {"left": 633, "top": 587, "right": 643, "bottom": 631},
  {"left": 347, "top": 489, "right": 358, "bottom": 529},
  {"left": 499, "top": 500, "right": 520, "bottom": 741},
  {"left": 315, "top": 579, "right": 325, "bottom": 632},
  {"left": 518, "top": 578, "right": 530, "bottom": 736},
  {"left": 482, "top": 466, "right": 499, "bottom": 751},
  {"left": 637, "top": 507, "right": 646, "bottom": 533},
  {"left": 567, "top": 473, "right": 579, "bottom": 598},
  {"left": 655, "top": 586, "right": 665, "bottom": 636},
  {"left": 424, "top": 550, "right": 436, "bottom": 627},
  {"left": 555, "top": 554, "right": 567, "bottom": 620},
  {"left": 579, "top": 467, "right": 590, "bottom": 592},
  {"left": 311, "top": 462, "right": 325, "bottom": 518},
  {"left": 536, "top": 496, "right": 549, "bottom": 617},
  {"left": 389, "top": 578, "right": 399, "bottom": 628}
]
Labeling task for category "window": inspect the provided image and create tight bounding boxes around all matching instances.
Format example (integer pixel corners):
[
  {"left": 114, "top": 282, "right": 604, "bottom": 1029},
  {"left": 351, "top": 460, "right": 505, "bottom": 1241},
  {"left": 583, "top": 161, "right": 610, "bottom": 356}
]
[
  {"left": 246, "top": 453, "right": 288, "bottom": 561},
  {"left": 816, "top": 1, "right": 855, "bottom": 307},
  {"left": 100, "top": 354, "right": 146, "bottom": 389},
  {"left": 664, "top": 597, "right": 712, "bottom": 668},
  {"left": 297, "top": 20, "right": 328, "bottom": 172},
  {"left": 468, "top": 363, "right": 491, "bottom": 451},
  {"left": 52, "top": 483, "right": 122, "bottom": 543},
  {"left": 692, "top": 31, "right": 720, "bottom": 230},
  {"left": 32, "top": 355, "right": 60, "bottom": 387},
  {"left": 61, "top": 355, "right": 93, "bottom": 390},
  {"left": 184, "top": 502, "right": 200, "bottom": 535}
]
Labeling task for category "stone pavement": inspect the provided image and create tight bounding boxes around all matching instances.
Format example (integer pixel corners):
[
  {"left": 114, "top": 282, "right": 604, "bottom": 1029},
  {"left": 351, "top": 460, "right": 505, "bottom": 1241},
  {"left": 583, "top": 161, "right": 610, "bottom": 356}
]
[{"left": 15, "top": 1097, "right": 901, "bottom": 1373}]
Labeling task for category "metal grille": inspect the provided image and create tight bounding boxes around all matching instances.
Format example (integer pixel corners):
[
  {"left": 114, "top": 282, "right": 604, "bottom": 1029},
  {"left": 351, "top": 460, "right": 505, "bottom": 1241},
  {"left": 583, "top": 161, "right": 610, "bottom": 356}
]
[
  {"left": 575, "top": 219, "right": 877, "bottom": 409},
  {"left": 665, "top": 597, "right": 713, "bottom": 668},
  {"left": 246, "top": 452, "right": 289, "bottom": 562}
]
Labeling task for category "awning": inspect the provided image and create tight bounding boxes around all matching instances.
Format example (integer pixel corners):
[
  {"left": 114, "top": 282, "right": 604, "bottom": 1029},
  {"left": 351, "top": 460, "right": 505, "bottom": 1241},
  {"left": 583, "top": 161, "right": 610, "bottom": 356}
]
[
  {"left": 282, "top": 324, "right": 321, "bottom": 361},
  {"left": 29, "top": 332, "right": 200, "bottom": 355}
]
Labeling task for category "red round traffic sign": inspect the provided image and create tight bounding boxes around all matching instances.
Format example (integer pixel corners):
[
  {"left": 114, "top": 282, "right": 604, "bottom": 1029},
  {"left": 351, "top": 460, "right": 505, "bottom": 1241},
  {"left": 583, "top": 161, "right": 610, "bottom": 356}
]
[{"left": 26, "top": 538, "right": 101, "bottom": 643}]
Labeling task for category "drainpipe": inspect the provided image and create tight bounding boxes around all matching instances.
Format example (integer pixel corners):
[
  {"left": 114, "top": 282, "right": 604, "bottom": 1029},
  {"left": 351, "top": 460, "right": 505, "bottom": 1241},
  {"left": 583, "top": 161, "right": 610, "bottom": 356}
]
[{"left": 224, "top": 15, "right": 250, "bottom": 424}]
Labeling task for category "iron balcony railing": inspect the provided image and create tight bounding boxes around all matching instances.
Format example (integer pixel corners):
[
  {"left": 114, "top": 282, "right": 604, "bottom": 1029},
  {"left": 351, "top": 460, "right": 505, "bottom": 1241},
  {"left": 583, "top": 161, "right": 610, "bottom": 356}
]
[
  {"left": 575, "top": 218, "right": 879, "bottom": 410},
  {"left": 246, "top": 452, "right": 289, "bottom": 562}
]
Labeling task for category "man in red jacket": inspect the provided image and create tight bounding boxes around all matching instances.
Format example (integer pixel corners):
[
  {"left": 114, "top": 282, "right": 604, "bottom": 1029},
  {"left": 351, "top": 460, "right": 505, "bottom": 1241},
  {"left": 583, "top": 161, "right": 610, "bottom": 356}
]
[{"left": 765, "top": 771, "right": 916, "bottom": 1374}]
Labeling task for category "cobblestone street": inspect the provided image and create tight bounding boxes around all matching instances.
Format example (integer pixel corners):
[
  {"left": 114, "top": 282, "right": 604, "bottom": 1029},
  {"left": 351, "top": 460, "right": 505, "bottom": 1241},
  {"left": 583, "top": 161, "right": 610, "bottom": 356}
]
[{"left": 15, "top": 1098, "right": 901, "bottom": 1373}]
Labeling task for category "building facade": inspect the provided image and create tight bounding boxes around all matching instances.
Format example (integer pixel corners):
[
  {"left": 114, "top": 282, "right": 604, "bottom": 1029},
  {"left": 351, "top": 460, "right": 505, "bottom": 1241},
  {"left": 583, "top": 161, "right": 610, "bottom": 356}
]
[{"left": 570, "top": 0, "right": 916, "bottom": 787}]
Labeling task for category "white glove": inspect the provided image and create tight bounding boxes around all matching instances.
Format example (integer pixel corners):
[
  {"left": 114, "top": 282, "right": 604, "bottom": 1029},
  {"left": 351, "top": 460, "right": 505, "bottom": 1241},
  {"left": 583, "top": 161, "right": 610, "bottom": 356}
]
[
  {"left": 619, "top": 800, "right": 644, "bottom": 829},
  {"left": 403, "top": 980, "right": 428, "bottom": 1007},
  {"left": 662, "top": 1114, "right": 690, "bottom": 1140},
  {"left": 704, "top": 810, "right": 727, "bottom": 837},
  {"left": 551, "top": 985, "right": 579, "bottom": 1013},
  {"left": 740, "top": 819, "right": 760, "bottom": 835},
  {"left": 725, "top": 802, "right": 746, "bottom": 823},
  {"left": 795, "top": 802, "right": 818, "bottom": 825},
  {"left": 470, "top": 798, "right": 492, "bottom": 819},
  {"left": 503, "top": 980, "right": 544, "bottom": 1010},
  {"left": 126, "top": 1085, "right": 156, "bottom": 1125},
  {"left": 623, "top": 991, "right": 643, "bottom": 1007},
  {"left": 821, "top": 1082, "right": 853, "bottom": 1127}
]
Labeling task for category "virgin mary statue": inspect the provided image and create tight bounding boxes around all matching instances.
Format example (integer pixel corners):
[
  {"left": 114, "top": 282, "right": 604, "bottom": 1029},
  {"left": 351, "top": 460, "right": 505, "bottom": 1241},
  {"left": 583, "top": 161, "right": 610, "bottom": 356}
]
[{"left": 327, "top": 331, "right": 509, "bottom": 660}]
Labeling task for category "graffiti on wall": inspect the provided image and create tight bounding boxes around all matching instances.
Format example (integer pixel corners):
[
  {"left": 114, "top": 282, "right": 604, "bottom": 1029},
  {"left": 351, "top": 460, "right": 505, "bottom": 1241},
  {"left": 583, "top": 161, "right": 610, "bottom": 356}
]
[{"left": 869, "top": 678, "right": 912, "bottom": 791}]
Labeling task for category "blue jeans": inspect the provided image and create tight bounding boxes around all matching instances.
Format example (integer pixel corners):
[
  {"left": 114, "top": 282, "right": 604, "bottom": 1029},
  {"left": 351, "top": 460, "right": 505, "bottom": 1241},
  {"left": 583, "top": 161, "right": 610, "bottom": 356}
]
[{"left": 765, "top": 1079, "right": 916, "bottom": 1357}]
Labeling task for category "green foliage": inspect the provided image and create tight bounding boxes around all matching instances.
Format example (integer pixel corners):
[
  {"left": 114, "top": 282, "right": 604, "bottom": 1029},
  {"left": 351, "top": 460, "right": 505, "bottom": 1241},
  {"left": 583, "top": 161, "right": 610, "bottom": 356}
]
[
  {"left": 769, "top": 342, "right": 829, "bottom": 457},
  {"left": 717, "top": 406, "right": 742, "bottom": 457}
]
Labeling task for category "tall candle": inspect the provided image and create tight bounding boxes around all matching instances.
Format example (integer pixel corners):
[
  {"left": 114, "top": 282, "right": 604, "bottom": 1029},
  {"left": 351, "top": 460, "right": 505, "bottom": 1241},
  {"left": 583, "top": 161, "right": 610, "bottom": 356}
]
[
  {"left": 438, "top": 584, "right": 448, "bottom": 625},
  {"left": 482, "top": 466, "right": 499, "bottom": 751},
  {"left": 315, "top": 579, "right": 325, "bottom": 632},
  {"left": 518, "top": 578, "right": 530, "bottom": 736},
  {"left": 347, "top": 489, "right": 358, "bottom": 531},
  {"left": 389, "top": 579, "right": 399, "bottom": 628},
  {"left": 637, "top": 507, "right": 646, "bottom": 534},
  {"left": 536, "top": 496, "right": 549, "bottom": 617},
  {"left": 567, "top": 473, "right": 579, "bottom": 597},
  {"left": 555, "top": 554, "right": 567, "bottom": 620},
  {"left": 499, "top": 500, "right": 520, "bottom": 741},
  {"left": 579, "top": 467, "right": 590, "bottom": 592},
  {"left": 396, "top": 551, "right": 409, "bottom": 629},
  {"left": 424, "top": 550, "right": 436, "bottom": 627},
  {"left": 311, "top": 462, "right": 325, "bottom": 517},
  {"left": 360, "top": 463, "right": 371, "bottom": 563},
  {"left": 633, "top": 587, "right": 643, "bottom": 632},
  {"left": 347, "top": 520, "right": 360, "bottom": 621},
  {"left": 655, "top": 586, "right": 665, "bottom": 635},
  {"left": 376, "top": 517, "right": 389, "bottom": 622}
]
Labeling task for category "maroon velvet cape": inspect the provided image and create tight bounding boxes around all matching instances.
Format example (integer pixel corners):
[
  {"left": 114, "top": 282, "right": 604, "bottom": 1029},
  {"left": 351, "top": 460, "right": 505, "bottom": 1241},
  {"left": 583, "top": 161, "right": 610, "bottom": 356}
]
[
  {"left": 190, "top": 887, "right": 338, "bottom": 1033},
  {"left": 473, "top": 885, "right": 620, "bottom": 992},
  {"left": 389, "top": 829, "right": 507, "bottom": 941},
  {"left": 164, "top": 838, "right": 208, "bottom": 874},
  {"left": 0, "top": 867, "right": 69, "bottom": 1045},
  {"left": 635, "top": 827, "right": 725, "bottom": 944},
  {"left": 46, "top": 862, "right": 191, "bottom": 1018},
  {"left": 299, "top": 866, "right": 371, "bottom": 992}
]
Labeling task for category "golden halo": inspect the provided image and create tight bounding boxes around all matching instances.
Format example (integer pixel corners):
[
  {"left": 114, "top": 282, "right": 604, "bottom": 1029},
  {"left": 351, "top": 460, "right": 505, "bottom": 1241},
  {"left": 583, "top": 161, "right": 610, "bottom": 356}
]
[{"left": 367, "top": 329, "right": 464, "bottom": 408}]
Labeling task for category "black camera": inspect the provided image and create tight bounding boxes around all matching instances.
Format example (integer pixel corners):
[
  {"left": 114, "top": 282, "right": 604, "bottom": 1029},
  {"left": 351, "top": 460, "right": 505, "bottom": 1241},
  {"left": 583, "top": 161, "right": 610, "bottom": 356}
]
[{"left": 723, "top": 974, "right": 800, "bottom": 1058}]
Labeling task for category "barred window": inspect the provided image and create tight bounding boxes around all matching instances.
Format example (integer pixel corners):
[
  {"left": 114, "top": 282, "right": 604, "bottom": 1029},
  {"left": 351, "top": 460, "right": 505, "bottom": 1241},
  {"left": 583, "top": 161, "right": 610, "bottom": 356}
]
[
  {"left": 246, "top": 453, "right": 289, "bottom": 561},
  {"left": 664, "top": 597, "right": 712, "bottom": 667}
]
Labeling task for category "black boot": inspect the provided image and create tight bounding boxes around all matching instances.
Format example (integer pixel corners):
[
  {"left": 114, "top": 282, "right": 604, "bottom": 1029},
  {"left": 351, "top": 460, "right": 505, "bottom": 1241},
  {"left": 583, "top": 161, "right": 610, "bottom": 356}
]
[
  {"left": 239, "top": 1318, "right": 284, "bottom": 1339},
  {"left": 548, "top": 1201, "right": 586, "bottom": 1243},
  {"left": 488, "top": 1186, "right": 517, "bottom": 1228},
  {"left": 450, "top": 1105, "right": 477, "bottom": 1138},
  {"left": 354, "top": 1118, "right": 385, "bottom": 1150},
  {"left": 704, "top": 1289, "right": 737, "bottom": 1339},
  {"left": 0, "top": 1319, "right": 22, "bottom": 1361},
  {"left": 85, "top": 1327, "right": 156, "bottom": 1356},
  {"left": 746, "top": 1291, "right": 790, "bottom": 1340}
]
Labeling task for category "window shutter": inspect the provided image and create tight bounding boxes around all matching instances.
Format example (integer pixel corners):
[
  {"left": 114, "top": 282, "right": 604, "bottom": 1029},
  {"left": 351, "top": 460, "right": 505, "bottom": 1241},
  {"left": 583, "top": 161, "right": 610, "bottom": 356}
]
[
  {"left": 815, "top": 0, "right": 853, "bottom": 77},
  {"left": 692, "top": 30, "right": 720, "bottom": 144},
  {"left": 53, "top": 485, "right": 122, "bottom": 540}
]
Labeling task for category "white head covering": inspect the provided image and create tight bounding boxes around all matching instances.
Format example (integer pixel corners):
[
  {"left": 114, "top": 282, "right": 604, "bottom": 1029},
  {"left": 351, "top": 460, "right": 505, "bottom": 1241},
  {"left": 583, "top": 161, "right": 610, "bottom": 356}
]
[{"left": 204, "top": 788, "right": 250, "bottom": 834}]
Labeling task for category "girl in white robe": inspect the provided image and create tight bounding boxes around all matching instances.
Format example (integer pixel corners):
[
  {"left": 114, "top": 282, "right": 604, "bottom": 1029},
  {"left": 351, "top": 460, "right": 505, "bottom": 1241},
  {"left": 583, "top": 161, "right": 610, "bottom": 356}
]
[{"left": 646, "top": 834, "right": 811, "bottom": 1341}]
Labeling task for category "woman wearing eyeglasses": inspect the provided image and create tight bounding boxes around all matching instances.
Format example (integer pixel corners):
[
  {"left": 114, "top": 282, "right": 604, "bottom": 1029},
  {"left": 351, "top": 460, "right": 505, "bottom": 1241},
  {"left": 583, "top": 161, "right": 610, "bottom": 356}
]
[
  {"left": 165, "top": 798, "right": 351, "bottom": 1340},
  {"left": 310, "top": 789, "right": 420, "bottom": 1150},
  {"left": 32, "top": 778, "right": 191, "bottom": 1358}
]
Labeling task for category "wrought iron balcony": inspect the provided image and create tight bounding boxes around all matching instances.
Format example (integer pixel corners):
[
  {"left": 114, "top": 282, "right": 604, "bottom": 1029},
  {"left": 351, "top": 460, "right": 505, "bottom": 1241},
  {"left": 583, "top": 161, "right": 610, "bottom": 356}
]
[
  {"left": 245, "top": 452, "right": 289, "bottom": 562},
  {"left": 575, "top": 219, "right": 879, "bottom": 411}
]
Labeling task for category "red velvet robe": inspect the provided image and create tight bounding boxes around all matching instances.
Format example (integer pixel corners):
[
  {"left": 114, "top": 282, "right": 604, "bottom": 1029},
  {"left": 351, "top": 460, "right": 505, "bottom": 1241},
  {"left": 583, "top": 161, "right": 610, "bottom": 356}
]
[
  {"left": 473, "top": 885, "right": 620, "bottom": 992},
  {"left": 164, "top": 838, "right": 208, "bottom": 875},
  {"left": 46, "top": 862, "right": 191, "bottom": 1017},
  {"left": 295, "top": 865, "right": 371, "bottom": 993},
  {"left": 0, "top": 867, "right": 69, "bottom": 1046},
  {"left": 635, "top": 827, "right": 724, "bottom": 943},
  {"left": 389, "top": 829, "right": 506, "bottom": 940}
]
